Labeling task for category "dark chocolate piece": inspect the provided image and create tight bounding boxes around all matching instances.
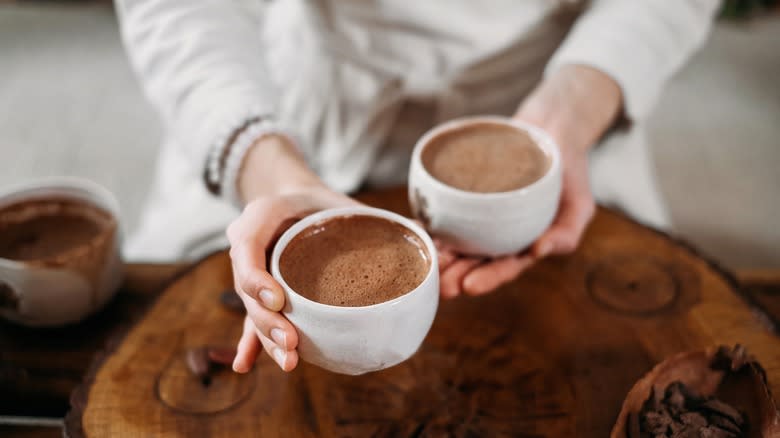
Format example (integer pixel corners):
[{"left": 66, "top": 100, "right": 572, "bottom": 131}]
[
  {"left": 679, "top": 412, "right": 707, "bottom": 428},
  {"left": 207, "top": 347, "right": 237, "bottom": 366},
  {"left": 644, "top": 411, "right": 672, "bottom": 434},
  {"left": 627, "top": 412, "right": 641, "bottom": 438},
  {"left": 707, "top": 415, "right": 742, "bottom": 435},
  {"left": 636, "top": 380, "right": 748, "bottom": 437},
  {"left": 700, "top": 399, "right": 744, "bottom": 427},
  {"left": 185, "top": 347, "right": 211, "bottom": 377},
  {"left": 699, "top": 426, "right": 739, "bottom": 438}
]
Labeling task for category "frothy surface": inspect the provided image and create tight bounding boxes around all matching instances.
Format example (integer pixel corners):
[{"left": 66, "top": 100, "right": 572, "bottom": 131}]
[
  {"left": 279, "top": 215, "right": 430, "bottom": 307},
  {"left": 422, "top": 122, "right": 550, "bottom": 193},
  {"left": 0, "top": 199, "right": 113, "bottom": 262}
]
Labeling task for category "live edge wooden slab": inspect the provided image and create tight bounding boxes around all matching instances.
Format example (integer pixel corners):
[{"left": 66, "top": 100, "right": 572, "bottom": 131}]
[{"left": 66, "top": 187, "right": 780, "bottom": 437}]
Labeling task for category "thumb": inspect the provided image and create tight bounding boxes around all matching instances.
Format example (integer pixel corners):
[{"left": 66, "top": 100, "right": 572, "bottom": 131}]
[{"left": 533, "top": 194, "right": 594, "bottom": 258}]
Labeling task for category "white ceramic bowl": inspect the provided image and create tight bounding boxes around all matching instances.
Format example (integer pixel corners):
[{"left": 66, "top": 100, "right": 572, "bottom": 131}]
[
  {"left": 0, "top": 177, "right": 123, "bottom": 327},
  {"left": 271, "top": 206, "right": 439, "bottom": 375},
  {"left": 408, "top": 116, "right": 562, "bottom": 257}
]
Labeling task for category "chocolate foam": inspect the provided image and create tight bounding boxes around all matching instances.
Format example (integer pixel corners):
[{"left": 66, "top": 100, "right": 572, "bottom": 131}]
[
  {"left": 279, "top": 215, "right": 430, "bottom": 307},
  {"left": 422, "top": 122, "right": 550, "bottom": 193}
]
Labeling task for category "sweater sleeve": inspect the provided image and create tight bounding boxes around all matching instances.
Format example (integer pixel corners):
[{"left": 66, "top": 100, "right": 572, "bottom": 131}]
[
  {"left": 546, "top": 0, "right": 721, "bottom": 121},
  {"left": 115, "top": 0, "right": 279, "bottom": 181}
]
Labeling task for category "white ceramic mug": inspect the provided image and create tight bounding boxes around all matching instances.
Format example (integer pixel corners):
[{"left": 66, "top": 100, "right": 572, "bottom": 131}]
[
  {"left": 271, "top": 206, "right": 439, "bottom": 375},
  {"left": 408, "top": 116, "right": 562, "bottom": 257},
  {"left": 0, "top": 177, "right": 123, "bottom": 327}
]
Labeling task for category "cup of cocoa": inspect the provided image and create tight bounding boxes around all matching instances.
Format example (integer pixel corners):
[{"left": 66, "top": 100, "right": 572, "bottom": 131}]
[
  {"left": 0, "top": 178, "right": 123, "bottom": 326},
  {"left": 271, "top": 206, "right": 439, "bottom": 375},
  {"left": 409, "top": 115, "right": 562, "bottom": 257}
]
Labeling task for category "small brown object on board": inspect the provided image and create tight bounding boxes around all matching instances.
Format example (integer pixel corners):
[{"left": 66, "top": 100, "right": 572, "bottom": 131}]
[
  {"left": 66, "top": 187, "right": 780, "bottom": 437},
  {"left": 614, "top": 345, "right": 779, "bottom": 437}
]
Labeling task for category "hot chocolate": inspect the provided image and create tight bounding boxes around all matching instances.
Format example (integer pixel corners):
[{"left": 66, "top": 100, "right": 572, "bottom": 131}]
[
  {"left": 0, "top": 198, "right": 114, "bottom": 263},
  {"left": 278, "top": 215, "right": 430, "bottom": 307},
  {"left": 421, "top": 122, "right": 550, "bottom": 193}
]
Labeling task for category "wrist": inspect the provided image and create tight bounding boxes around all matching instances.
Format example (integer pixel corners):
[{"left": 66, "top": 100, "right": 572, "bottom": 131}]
[
  {"left": 516, "top": 64, "right": 622, "bottom": 153},
  {"left": 238, "top": 134, "right": 324, "bottom": 203}
]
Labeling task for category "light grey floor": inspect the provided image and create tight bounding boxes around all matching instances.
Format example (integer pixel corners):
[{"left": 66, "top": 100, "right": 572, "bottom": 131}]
[
  {"left": 0, "top": 4, "right": 160, "bottom": 234},
  {"left": 647, "top": 18, "right": 780, "bottom": 269},
  {"left": 1, "top": 4, "right": 778, "bottom": 268}
]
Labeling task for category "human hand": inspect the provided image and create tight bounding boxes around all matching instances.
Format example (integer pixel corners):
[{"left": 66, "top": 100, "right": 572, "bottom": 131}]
[
  {"left": 229, "top": 135, "right": 360, "bottom": 372},
  {"left": 440, "top": 64, "right": 622, "bottom": 299}
]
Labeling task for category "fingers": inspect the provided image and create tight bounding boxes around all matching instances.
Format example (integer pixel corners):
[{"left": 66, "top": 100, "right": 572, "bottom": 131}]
[
  {"left": 228, "top": 193, "right": 359, "bottom": 310},
  {"left": 227, "top": 199, "right": 297, "bottom": 311},
  {"left": 434, "top": 238, "right": 458, "bottom": 271},
  {"left": 233, "top": 297, "right": 298, "bottom": 372},
  {"left": 533, "top": 141, "right": 596, "bottom": 259},
  {"left": 233, "top": 315, "right": 300, "bottom": 373},
  {"left": 233, "top": 316, "right": 262, "bottom": 373},
  {"left": 533, "top": 194, "right": 595, "bottom": 259},
  {"left": 228, "top": 198, "right": 296, "bottom": 254},
  {"left": 440, "top": 258, "right": 482, "bottom": 299},
  {"left": 437, "top": 251, "right": 458, "bottom": 272},
  {"left": 228, "top": 190, "right": 360, "bottom": 374},
  {"left": 230, "top": 245, "right": 286, "bottom": 311},
  {"left": 257, "top": 331, "right": 299, "bottom": 372},
  {"left": 462, "top": 255, "right": 535, "bottom": 296},
  {"left": 438, "top": 251, "right": 457, "bottom": 272},
  {"left": 242, "top": 297, "right": 299, "bottom": 351}
]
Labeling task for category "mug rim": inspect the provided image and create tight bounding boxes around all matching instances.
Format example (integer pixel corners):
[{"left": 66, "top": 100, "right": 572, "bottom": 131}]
[
  {"left": 0, "top": 176, "right": 121, "bottom": 269},
  {"left": 271, "top": 206, "right": 439, "bottom": 312},
  {"left": 412, "top": 115, "right": 562, "bottom": 199}
]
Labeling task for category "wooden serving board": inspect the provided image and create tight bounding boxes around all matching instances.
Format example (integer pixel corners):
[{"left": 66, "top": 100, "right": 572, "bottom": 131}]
[{"left": 66, "top": 187, "right": 780, "bottom": 437}]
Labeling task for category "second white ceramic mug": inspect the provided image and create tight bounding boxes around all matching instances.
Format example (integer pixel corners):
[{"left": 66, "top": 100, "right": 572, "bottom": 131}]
[
  {"left": 0, "top": 177, "right": 123, "bottom": 327},
  {"left": 408, "top": 116, "right": 562, "bottom": 257},
  {"left": 270, "top": 206, "right": 439, "bottom": 375}
]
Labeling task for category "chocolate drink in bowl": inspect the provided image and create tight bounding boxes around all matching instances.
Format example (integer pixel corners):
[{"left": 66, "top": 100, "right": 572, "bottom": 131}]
[
  {"left": 278, "top": 215, "right": 430, "bottom": 307},
  {"left": 0, "top": 178, "right": 123, "bottom": 327},
  {"left": 421, "top": 122, "right": 551, "bottom": 193},
  {"left": 0, "top": 199, "right": 113, "bottom": 263},
  {"left": 271, "top": 206, "right": 439, "bottom": 375},
  {"left": 409, "top": 115, "right": 562, "bottom": 257}
]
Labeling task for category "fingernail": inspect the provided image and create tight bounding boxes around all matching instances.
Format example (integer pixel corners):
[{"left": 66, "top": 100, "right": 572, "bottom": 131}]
[
  {"left": 270, "top": 328, "right": 286, "bottom": 348},
  {"left": 462, "top": 276, "right": 474, "bottom": 293},
  {"left": 272, "top": 347, "right": 286, "bottom": 367},
  {"left": 258, "top": 289, "right": 275, "bottom": 308},
  {"left": 537, "top": 241, "right": 552, "bottom": 258}
]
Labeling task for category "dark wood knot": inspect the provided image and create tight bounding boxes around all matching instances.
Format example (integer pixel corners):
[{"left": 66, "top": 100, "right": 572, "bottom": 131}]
[{"left": 587, "top": 256, "right": 681, "bottom": 316}]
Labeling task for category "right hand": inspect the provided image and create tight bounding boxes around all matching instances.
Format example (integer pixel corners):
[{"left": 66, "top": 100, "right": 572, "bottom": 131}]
[{"left": 228, "top": 135, "right": 360, "bottom": 372}]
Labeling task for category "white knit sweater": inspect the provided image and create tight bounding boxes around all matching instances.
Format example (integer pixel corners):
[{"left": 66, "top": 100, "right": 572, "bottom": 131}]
[{"left": 116, "top": 0, "right": 719, "bottom": 261}]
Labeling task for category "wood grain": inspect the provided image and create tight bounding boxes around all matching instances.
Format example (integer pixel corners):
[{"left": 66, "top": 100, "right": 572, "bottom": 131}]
[
  {"left": 0, "top": 263, "right": 186, "bottom": 418},
  {"left": 739, "top": 269, "right": 780, "bottom": 329},
  {"left": 0, "top": 425, "right": 61, "bottom": 438},
  {"left": 67, "top": 187, "right": 780, "bottom": 437}
]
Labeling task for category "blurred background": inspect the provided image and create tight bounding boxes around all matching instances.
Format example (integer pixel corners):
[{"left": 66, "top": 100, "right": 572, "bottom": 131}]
[{"left": 0, "top": 0, "right": 778, "bottom": 269}]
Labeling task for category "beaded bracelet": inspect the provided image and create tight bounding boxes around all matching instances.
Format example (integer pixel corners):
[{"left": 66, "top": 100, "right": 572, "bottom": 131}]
[
  {"left": 205, "top": 113, "right": 298, "bottom": 209},
  {"left": 203, "top": 106, "right": 268, "bottom": 197},
  {"left": 220, "top": 118, "right": 298, "bottom": 208}
]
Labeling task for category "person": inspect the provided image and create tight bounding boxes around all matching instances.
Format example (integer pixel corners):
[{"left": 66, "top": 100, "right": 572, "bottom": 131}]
[{"left": 116, "top": 0, "right": 720, "bottom": 372}]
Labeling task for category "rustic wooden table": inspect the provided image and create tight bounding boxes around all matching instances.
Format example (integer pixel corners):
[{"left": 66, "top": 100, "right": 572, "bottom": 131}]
[{"left": 1, "top": 187, "right": 779, "bottom": 437}]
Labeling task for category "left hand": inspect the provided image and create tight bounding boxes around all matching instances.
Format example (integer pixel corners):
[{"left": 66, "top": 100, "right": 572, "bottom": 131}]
[{"left": 440, "top": 64, "right": 623, "bottom": 298}]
